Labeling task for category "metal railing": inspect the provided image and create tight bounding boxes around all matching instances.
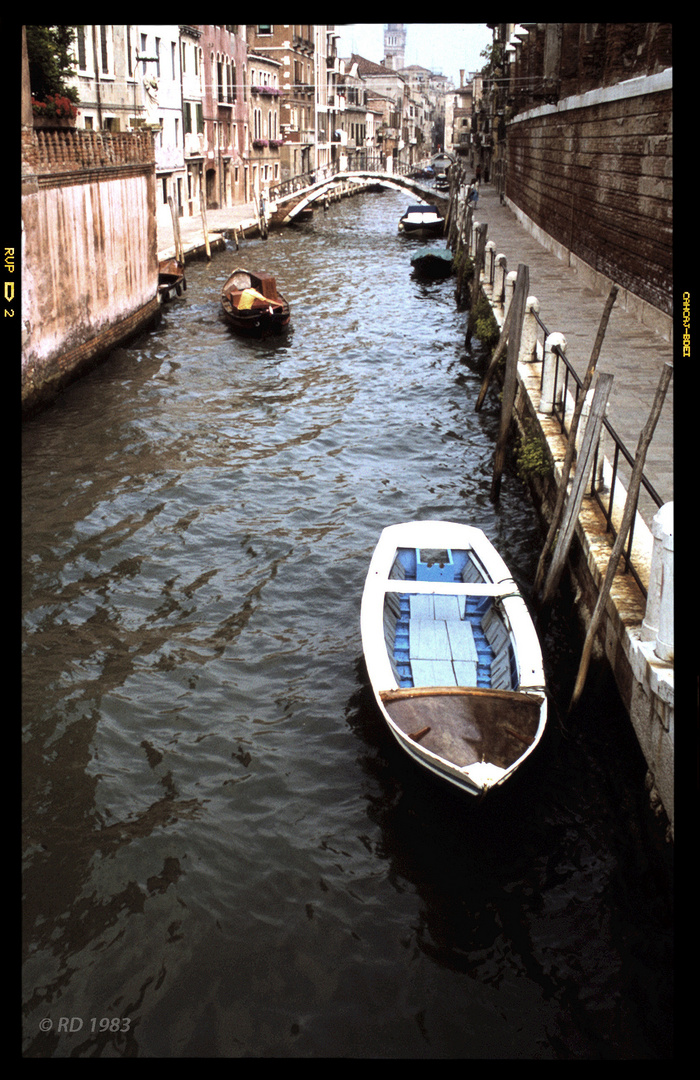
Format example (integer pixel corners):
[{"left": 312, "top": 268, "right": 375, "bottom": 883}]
[{"left": 531, "top": 308, "right": 663, "bottom": 597}]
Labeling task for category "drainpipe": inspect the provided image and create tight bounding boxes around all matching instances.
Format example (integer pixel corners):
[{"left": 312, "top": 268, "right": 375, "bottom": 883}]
[{"left": 91, "top": 26, "right": 103, "bottom": 129}]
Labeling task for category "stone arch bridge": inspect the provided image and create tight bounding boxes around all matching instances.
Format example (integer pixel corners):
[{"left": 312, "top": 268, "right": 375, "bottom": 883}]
[{"left": 268, "top": 170, "right": 450, "bottom": 227}]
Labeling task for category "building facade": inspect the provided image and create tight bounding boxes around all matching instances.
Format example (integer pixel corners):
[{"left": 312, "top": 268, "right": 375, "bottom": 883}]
[
  {"left": 63, "top": 24, "right": 453, "bottom": 205},
  {"left": 246, "top": 49, "right": 283, "bottom": 205}
]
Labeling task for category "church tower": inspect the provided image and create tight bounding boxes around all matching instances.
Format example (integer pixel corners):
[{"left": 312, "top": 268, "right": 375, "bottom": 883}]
[{"left": 383, "top": 24, "right": 406, "bottom": 70}]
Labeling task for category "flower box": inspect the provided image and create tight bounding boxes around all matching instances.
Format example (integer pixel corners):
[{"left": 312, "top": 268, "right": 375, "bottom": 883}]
[{"left": 32, "top": 94, "right": 78, "bottom": 123}]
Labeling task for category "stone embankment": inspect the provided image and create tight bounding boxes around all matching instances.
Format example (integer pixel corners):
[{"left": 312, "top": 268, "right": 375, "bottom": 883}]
[{"left": 451, "top": 181, "right": 673, "bottom": 837}]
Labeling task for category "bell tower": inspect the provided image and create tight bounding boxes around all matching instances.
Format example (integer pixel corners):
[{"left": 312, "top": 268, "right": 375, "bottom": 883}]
[{"left": 383, "top": 24, "right": 406, "bottom": 71}]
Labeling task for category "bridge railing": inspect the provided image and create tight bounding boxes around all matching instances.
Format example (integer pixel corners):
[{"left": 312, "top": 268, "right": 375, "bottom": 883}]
[{"left": 268, "top": 157, "right": 433, "bottom": 203}]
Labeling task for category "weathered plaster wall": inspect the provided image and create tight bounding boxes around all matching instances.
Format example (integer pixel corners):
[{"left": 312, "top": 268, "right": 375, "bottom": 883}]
[{"left": 21, "top": 129, "right": 159, "bottom": 414}]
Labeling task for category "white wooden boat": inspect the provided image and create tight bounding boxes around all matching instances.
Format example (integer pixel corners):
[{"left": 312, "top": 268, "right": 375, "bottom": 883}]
[
  {"left": 360, "top": 521, "right": 547, "bottom": 796},
  {"left": 398, "top": 204, "right": 445, "bottom": 238}
]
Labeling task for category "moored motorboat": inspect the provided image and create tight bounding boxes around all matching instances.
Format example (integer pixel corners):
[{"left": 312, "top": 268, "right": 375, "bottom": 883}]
[
  {"left": 410, "top": 247, "right": 454, "bottom": 279},
  {"left": 398, "top": 204, "right": 445, "bottom": 238},
  {"left": 221, "top": 268, "right": 290, "bottom": 336},
  {"left": 360, "top": 520, "right": 547, "bottom": 797}
]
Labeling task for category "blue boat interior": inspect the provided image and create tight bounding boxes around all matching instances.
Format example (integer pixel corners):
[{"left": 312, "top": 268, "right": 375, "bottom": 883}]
[{"left": 385, "top": 547, "right": 518, "bottom": 691}]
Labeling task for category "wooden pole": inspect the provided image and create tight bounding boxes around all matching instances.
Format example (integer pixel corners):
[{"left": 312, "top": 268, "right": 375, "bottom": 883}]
[
  {"left": 569, "top": 361, "right": 673, "bottom": 710},
  {"left": 475, "top": 292, "right": 516, "bottom": 412},
  {"left": 540, "top": 372, "right": 614, "bottom": 607},
  {"left": 534, "top": 285, "right": 619, "bottom": 594},
  {"left": 469, "top": 223, "right": 488, "bottom": 315},
  {"left": 465, "top": 223, "right": 488, "bottom": 342},
  {"left": 490, "top": 263, "right": 529, "bottom": 501},
  {"left": 168, "top": 196, "right": 183, "bottom": 264},
  {"left": 200, "top": 197, "right": 212, "bottom": 259}
]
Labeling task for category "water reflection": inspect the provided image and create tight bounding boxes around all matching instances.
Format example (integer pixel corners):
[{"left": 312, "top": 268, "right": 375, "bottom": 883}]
[{"left": 22, "top": 190, "right": 672, "bottom": 1058}]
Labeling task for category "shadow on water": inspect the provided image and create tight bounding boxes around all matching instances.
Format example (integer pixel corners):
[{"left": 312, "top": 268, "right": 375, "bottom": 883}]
[{"left": 347, "top": 564, "right": 673, "bottom": 1059}]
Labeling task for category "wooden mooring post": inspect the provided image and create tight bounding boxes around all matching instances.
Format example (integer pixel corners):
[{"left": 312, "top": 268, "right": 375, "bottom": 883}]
[
  {"left": 534, "top": 284, "right": 619, "bottom": 597},
  {"left": 475, "top": 283, "right": 517, "bottom": 412},
  {"left": 570, "top": 361, "right": 674, "bottom": 710},
  {"left": 540, "top": 372, "right": 614, "bottom": 608},
  {"left": 200, "top": 197, "right": 212, "bottom": 259},
  {"left": 465, "top": 223, "right": 488, "bottom": 340},
  {"left": 490, "top": 264, "right": 529, "bottom": 501},
  {"left": 168, "top": 196, "right": 184, "bottom": 264}
]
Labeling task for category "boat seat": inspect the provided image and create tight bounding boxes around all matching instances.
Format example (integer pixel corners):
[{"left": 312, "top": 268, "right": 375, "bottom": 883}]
[{"left": 409, "top": 614, "right": 479, "bottom": 688}]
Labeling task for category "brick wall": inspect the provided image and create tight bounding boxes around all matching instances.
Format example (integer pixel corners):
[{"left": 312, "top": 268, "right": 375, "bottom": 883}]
[
  {"left": 505, "top": 84, "right": 672, "bottom": 315},
  {"left": 503, "top": 23, "right": 672, "bottom": 317}
]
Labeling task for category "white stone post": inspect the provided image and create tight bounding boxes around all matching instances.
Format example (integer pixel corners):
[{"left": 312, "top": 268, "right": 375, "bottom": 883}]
[
  {"left": 493, "top": 254, "right": 507, "bottom": 303},
  {"left": 504, "top": 270, "right": 518, "bottom": 320},
  {"left": 470, "top": 219, "right": 480, "bottom": 258},
  {"left": 519, "top": 295, "right": 540, "bottom": 362},
  {"left": 485, "top": 241, "right": 496, "bottom": 285},
  {"left": 642, "top": 502, "right": 674, "bottom": 662},
  {"left": 539, "top": 332, "right": 567, "bottom": 414}
]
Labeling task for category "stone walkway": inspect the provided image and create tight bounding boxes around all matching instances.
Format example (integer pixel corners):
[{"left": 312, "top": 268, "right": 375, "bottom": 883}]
[
  {"left": 471, "top": 184, "right": 673, "bottom": 525},
  {"left": 157, "top": 202, "right": 261, "bottom": 262}
]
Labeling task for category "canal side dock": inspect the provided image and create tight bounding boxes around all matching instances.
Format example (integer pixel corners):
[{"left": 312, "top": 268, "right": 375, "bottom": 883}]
[
  {"left": 469, "top": 183, "right": 673, "bottom": 836},
  {"left": 473, "top": 183, "right": 673, "bottom": 518},
  {"left": 157, "top": 202, "right": 261, "bottom": 262}
]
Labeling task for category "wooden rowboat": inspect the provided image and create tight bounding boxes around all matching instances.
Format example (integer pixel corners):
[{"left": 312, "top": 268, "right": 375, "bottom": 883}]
[
  {"left": 158, "top": 257, "right": 186, "bottom": 303},
  {"left": 360, "top": 520, "right": 547, "bottom": 796},
  {"left": 221, "top": 268, "right": 290, "bottom": 336}
]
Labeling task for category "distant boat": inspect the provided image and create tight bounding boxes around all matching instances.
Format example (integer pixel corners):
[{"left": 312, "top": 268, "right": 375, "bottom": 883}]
[
  {"left": 158, "top": 257, "right": 186, "bottom": 303},
  {"left": 221, "top": 268, "right": 290, "bottom": 336},
  {"left": 361, "top": 520, "right": 547, "bottom": 797},
  {"left": 410, "top": 247, "right": 454, "bottom": 279},
  {"left": 398, "top": 204, "right": 445, "bottom": 238}
]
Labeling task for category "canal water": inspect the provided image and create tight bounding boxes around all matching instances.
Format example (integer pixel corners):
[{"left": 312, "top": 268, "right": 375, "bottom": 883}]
[{"left": 22, "top": 189, "right": 672, "bottom": 1058}]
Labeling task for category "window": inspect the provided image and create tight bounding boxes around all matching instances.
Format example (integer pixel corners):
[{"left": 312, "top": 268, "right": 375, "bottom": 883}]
[
  {"left": 99, "top": 26, "right": 113, "bottom": 76},
  {"left": 257, "top": 25, "right": 272, "bottom": 35},
  {"left": 75, "top": 27, "right": 87, "bottom": 71}
]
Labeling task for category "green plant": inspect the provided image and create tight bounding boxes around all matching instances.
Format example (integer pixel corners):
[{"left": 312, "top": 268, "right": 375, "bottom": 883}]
[
  {"left": 471, "top": 295, "right": 499, "bottom": 349},
  {"left": 25, "top": 26, "right": 80, "bottom": 105},
  {"left": 515, "top": 424, "right": 551, "bottom": 483},
  {"left": 453, "top": 246, "right": 473, "bottom": 281}
]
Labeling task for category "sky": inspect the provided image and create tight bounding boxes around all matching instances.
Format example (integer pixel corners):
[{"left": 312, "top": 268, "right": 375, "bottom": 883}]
[{"left": 334, "top": 23, "right": 493, "bottom": 87}]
